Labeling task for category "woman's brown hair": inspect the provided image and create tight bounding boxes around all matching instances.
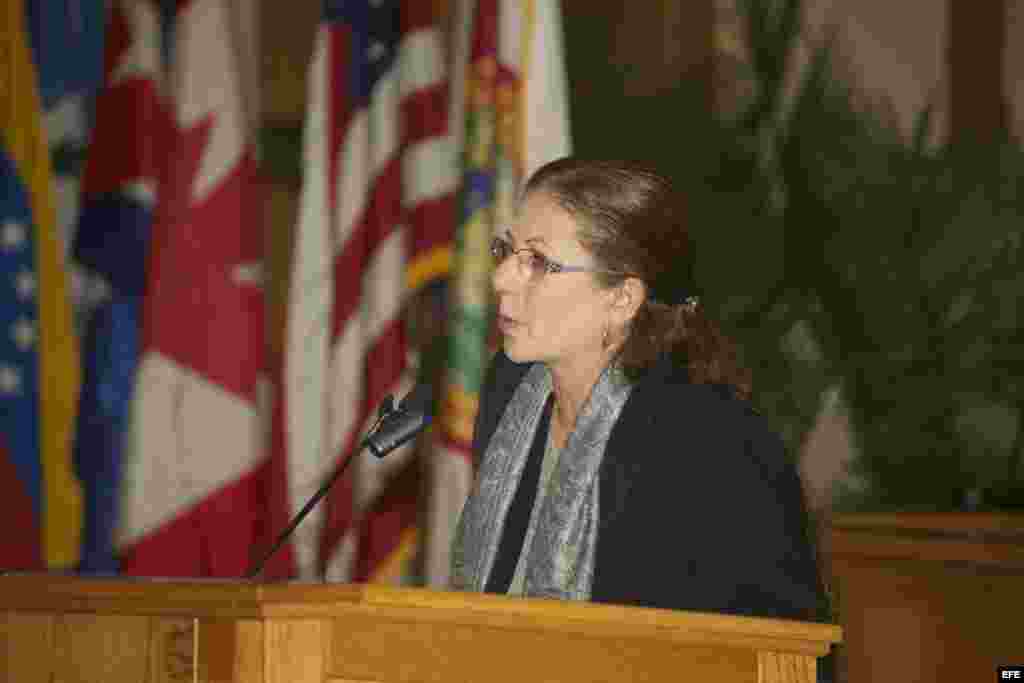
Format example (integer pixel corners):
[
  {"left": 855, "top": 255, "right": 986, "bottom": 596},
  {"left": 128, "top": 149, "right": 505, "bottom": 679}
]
[{"left": 523, "top": 157, "right": 752, "bottom": 400}]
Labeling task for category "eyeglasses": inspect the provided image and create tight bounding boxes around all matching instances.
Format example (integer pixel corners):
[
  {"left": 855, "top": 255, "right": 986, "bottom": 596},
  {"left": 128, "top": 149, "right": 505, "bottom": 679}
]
[{"left": 490, "top": 236, "right": 597, "bottom": 280}]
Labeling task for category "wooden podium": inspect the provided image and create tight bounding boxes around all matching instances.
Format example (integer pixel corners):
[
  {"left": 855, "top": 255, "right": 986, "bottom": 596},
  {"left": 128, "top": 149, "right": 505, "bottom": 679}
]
[{"left": 1, "top": 573, "right": 839, "bottom": 683}]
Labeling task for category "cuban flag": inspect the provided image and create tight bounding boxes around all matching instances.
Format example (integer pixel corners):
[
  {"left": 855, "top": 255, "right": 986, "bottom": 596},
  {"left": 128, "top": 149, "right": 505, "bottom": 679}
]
[{"left": 73, "top": 0, "right": 166, "bottom": 574}]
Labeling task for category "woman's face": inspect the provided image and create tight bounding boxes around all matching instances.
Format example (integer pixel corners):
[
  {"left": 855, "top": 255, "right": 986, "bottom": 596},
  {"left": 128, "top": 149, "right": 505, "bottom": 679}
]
[{"left": 493, "top": 192, "right": 612, "bottom": 371}]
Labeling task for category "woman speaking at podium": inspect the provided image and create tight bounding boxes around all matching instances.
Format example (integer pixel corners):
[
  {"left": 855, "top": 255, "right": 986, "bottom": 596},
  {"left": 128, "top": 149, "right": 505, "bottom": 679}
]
[{"left": 451, "top": 157, "right": 828, "bottom": 623}]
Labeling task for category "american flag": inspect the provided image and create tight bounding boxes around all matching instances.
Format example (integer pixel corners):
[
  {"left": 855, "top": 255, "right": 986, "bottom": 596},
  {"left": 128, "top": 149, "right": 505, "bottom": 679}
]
[{"left": 275, "top": 0, "right": 454, "bottom": 580}]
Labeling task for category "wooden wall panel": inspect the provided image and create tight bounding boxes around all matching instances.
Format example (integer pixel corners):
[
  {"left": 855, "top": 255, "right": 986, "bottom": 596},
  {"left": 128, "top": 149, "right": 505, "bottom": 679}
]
[
  {"left": 758, "top": 651, "right": 816, "bottom": 683},
  {"left": 197, "top": 618, "right": 265, "bottom": 683},
  {"left": 149, "top": 618, "right": 197, "bottom": 683},
  {"left": 52, "top": 615, "right": 151, "bottom": 683},
  {"left": 327, "top": 612, "right": 758, "bottom": 683},
  {"left": 830, "top": 514, "right": 1024, "bottom": 683},
  {"left": 265, "top": 619, "right": 326, "bottom": 683},
  {"left": 1, "top": 613, "right": 54, "bottom": 683}
]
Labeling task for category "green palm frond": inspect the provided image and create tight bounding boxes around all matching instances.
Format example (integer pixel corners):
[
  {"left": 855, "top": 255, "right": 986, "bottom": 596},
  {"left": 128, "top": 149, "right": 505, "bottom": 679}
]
[{"left": 704, "top": 0, "right": 1024, "bottom": 509}]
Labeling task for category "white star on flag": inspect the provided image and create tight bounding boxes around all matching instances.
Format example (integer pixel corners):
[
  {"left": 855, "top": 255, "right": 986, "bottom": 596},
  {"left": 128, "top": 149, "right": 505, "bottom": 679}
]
[
  {"left": 12, "top": 318, "right": 37, "bottom": 352},
  {"left": 123, "top": 179, "right": 158, "bottom": 206},
  {"left": 1, "top": 221, "right": 26, "bottom": 251},
  {"left": 14, "top": 270, "right": 36, "bottom": 300},
  {"left": 0, "top": 365, "right": 21, "bottom": 395}
]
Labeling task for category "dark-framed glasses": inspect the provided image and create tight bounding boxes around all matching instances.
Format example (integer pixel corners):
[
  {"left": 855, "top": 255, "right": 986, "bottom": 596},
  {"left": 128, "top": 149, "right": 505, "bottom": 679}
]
[{"left": 490, "top": 236, "right": 597, "bottom": 280}]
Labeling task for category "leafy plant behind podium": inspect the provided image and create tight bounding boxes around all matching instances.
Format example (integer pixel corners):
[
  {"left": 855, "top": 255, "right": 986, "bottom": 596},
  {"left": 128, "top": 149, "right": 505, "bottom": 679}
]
[{"left": 567, "top": 0, "right": 1024, "bottom": 510}]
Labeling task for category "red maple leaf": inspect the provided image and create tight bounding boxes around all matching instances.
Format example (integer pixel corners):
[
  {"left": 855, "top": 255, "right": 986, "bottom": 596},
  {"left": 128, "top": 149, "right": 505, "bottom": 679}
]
[{"left": 142, "top": 109, "right": 263, "bottom": 402}]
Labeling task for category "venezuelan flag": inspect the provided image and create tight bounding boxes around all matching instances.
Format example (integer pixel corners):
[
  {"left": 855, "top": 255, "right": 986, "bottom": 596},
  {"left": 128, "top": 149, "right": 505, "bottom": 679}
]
[{"left": 0, "top": 2, "right": 82, "bottom": 570}]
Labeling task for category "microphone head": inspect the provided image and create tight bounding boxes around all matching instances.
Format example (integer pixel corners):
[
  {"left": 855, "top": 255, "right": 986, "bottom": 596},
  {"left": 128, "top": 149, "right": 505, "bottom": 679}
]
[
  {"left": 397, "top": 383, "right": 434, "bottom": 416},
  {"left": 378, "top": 395, "right": 396, "bottom": 418}
]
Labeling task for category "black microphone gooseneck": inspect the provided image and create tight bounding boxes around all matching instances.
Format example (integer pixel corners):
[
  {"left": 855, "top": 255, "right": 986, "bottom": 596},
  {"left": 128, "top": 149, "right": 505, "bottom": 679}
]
[{"left": 246, "top": 384, "right": 433, "bottom": 579}]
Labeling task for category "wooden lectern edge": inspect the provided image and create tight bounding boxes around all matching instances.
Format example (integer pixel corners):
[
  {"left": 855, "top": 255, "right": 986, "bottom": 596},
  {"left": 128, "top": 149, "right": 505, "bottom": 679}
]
[
  {"left": 363, "top": 584, "right": 841, "bottom": 638},
  {"left": 1, "top": 573, "right": 840, "bottom": 657},
  {"left": 357, "top": 584, "right": 842, "bottom": 656}
]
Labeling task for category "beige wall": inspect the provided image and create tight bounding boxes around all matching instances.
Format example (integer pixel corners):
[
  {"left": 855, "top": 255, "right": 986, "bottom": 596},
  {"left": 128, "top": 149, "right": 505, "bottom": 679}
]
[
  {"left": 715, "top": 0, "right": 950, "bottom": 141},
  {"left": 795, "top": 0, "right": 1024, "bottom": 143},
  {"left": 803, "top": 0, "right": 949, "bottom": 140}
]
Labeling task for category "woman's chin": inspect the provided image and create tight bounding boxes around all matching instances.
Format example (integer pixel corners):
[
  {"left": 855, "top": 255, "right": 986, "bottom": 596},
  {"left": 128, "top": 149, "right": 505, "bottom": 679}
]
[{"left": 501, "top": 338, "right": 535, "bottom": 364}]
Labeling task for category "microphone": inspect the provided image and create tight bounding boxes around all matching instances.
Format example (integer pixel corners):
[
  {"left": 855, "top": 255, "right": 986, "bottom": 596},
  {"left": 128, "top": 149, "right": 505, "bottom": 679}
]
[
  {"left": 365, "top": 382, "right": 433, "bottom": 457},
  {"left": 246, "top": 383, "right": 434, "bottom": 579}
]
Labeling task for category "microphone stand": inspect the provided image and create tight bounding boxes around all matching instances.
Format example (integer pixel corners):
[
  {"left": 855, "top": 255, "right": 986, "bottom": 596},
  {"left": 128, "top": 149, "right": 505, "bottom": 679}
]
[{"left": 246, "top": 401, "right": 395, "bottom": 579}]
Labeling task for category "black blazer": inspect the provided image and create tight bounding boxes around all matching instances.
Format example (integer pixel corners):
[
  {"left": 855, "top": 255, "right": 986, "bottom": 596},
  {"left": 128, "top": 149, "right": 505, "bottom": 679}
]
[{"left": 471, "top": 350, "right": 830, "bottom": 623}]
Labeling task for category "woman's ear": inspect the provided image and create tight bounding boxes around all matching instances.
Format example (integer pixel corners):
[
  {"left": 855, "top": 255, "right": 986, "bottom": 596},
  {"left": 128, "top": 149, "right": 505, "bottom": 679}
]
[{"left": 610, "top": 276, "right": 646, "bottom": 326}]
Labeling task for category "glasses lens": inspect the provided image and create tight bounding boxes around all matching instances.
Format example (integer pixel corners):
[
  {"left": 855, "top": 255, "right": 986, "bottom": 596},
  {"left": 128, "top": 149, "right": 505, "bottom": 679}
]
[{"left": 491, "top": 238, "right": 546, "bottom": 278}]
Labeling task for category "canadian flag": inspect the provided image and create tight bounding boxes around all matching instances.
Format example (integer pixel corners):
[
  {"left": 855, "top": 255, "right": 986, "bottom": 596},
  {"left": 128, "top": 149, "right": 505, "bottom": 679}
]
[{"left": 118, "top": 0, "right": 266, "bottom": 577}]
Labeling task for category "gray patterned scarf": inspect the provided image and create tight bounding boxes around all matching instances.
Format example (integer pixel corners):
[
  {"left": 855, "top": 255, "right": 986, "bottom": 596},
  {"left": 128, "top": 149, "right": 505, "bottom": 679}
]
[{"left": 450, "top": 361, "right": 632, "bottom": 600}]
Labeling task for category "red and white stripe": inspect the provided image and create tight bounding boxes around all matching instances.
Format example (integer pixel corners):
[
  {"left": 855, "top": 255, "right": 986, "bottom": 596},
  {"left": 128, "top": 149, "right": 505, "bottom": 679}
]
[{"left": 282, "top": 3, "right": 454, "bottom": 581}]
